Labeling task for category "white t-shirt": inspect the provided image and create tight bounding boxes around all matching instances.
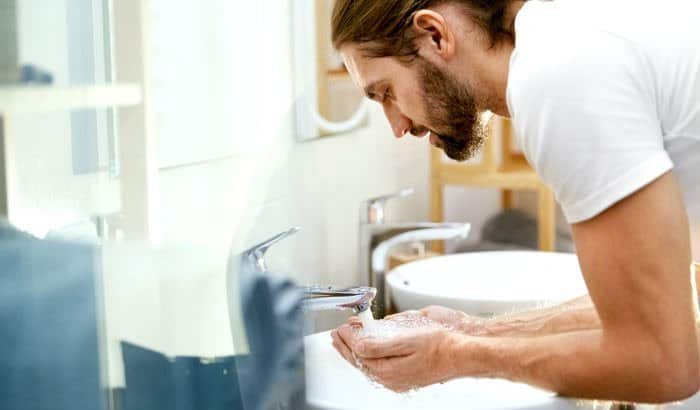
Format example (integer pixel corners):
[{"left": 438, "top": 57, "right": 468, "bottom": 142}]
[{"left": 507, "top": 0, "right": 700, "bottom": 232}]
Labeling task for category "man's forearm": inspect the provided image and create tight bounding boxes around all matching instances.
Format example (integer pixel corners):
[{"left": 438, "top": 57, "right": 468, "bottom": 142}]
[
  {"left": 466, "top": 295, "right": 601, "bottom": 337},
  {"left": 450, "top": 328, "right": 695, "bottom": 403},
  {"left": 475, "top": 267, "right": 700, "bottom": 338}
]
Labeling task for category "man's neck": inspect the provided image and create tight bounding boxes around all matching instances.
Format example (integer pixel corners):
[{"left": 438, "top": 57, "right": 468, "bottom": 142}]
[
  {"left": 504, "top": 1, "right": 528, "bottom": 39},
  {"left": 478, "top": 0, "right": 527, "bottom": 117}
]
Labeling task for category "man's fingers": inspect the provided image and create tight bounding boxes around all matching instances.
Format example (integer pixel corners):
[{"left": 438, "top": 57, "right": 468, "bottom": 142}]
[
  {"left": 361, "top": 357, "right": 392, "bottom": 374},
  {"left": 361, "top": 357, "right": 415, "bottom": 393},
  {"left": 337, "top": 322, "right": 359, "bottom": 340},
  {"left": 384, "top": 310, "right": 420, "bottom": 321},
  {"left": 356, "top": 338, "right": 415, "bottom": 359},
  {"left": 331, "top": 330, "right": 355, "bottom": 365},
  {"left": 337, "top": 322, "right": 417, "bottom": 359}
]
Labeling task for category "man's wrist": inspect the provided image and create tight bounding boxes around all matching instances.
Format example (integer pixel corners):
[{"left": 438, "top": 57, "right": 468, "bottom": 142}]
[
  {"left": 457, "top": 314, "right": 499, "bottom": 336},
  {"left": 444, "top": 332, "right": 494, "bottom": 380},
  {"left": 456, "top": 314, "right": 492, "bottom": 336}
]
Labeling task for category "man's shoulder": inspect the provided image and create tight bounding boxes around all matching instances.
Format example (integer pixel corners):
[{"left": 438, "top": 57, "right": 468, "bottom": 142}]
[{"left": 507, "top": 24, "right": 645, "bottom": 117}]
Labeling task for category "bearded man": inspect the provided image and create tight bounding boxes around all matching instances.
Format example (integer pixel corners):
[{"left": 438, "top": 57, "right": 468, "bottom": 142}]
[{"left": 330, "top": 0, "right": 700, "bottom": 403}]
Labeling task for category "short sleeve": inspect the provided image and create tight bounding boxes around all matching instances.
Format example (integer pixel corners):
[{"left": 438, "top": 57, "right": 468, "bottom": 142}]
[{"left": 507, "top": 29, "right": 673, "bottom": 223}]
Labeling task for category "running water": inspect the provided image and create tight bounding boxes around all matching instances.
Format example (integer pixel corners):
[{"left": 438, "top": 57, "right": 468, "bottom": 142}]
[
  {"left": 356, "top": 313, "right": 445, "bottom": 339},
  {"left": 358, "top": 309, "right": 376, "bottom": 331}
]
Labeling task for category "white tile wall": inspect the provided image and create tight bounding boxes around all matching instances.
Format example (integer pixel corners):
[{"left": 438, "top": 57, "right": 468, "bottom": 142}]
[{"left": 158, "top": 104, "right": 434, "bottom": 288}]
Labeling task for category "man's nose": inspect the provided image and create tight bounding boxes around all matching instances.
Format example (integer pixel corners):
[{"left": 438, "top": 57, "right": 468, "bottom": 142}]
[{"left": 383, "top": 104, "right": 412, "bottom": 139}]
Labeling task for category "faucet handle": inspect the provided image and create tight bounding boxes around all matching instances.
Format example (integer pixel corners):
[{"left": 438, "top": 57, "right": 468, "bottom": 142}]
[
  {"left": 362, "top": 188, "right": 414, "bottom": 224},
  {"left": 244, "top": 227, "right": 300, "bottom": 272}
]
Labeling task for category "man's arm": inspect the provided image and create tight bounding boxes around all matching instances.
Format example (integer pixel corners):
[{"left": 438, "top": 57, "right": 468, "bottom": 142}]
[
  {"left": 472, "top": 266, "right": 697, "bottom": 337},
  {"left": 376, "top": 296, "right": 599, "bottom": 339},
  {"left": 337, "top": 172, "right": 700, "bottom": 402},
  {"left": 480, "top": 295, "right": 600, "bottom": 337},
  {"left": 383, "top": 296, "right": 602, "bottom": 337}
]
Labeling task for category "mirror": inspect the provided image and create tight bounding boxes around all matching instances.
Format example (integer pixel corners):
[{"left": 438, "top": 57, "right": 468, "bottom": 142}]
[{"left": 293, "top": 0, "right": 369, "bottom": 141}]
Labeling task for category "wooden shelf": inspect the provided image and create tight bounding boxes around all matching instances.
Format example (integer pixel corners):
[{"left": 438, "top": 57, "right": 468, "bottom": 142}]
[
  {"left": 0, "top": 83, "right": 142, "bottom": 114},
  {"left": 326, "top": 68, "right": 351, "bottom": 81},
  {"left": 430, "top": 116, "right": 557, "bottom": 251},
  {"left": 437, "top": 160, "right": 542, "bottom": 190}
]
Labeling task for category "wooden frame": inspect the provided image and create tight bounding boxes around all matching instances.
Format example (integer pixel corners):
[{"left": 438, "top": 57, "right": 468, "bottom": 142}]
[
  {"left": 0, "top": 115, "right": 13, "bottom": 219},
  {"left": 112, "top": 0, "right": 161, "bottom": 243},
  {"left": 0, "top": 1, "right": 149, "bottom": 242},
  {"left": 0, "top": 85, "right": 142, "bottom": 223},
  {"left": 431, "top": 116, "right": 557, "bottom": 252}
]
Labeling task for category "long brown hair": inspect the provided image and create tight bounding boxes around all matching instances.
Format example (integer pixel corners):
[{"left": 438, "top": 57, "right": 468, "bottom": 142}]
[{"left": 331, "top": 0, "right": 517, "bottom": 59}]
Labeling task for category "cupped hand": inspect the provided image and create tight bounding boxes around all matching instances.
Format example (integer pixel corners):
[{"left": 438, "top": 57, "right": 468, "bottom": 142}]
[{"left": 331, "top": 320, "right": 461, "bottom": 392}]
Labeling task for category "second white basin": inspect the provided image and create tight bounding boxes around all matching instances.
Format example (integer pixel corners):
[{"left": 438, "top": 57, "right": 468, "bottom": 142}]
[{"left": 387, "top": 251, "right": 588, "bottom": 317}]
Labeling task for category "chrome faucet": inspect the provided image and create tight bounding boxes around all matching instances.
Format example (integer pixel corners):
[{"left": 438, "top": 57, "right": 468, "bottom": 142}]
[
  {"left": 241, "top": 226, "right": 301, "bottom": 273},
  {"left": 300, "top": 285, "right": 376, "bottom": 314},
  {"left": 241, "top": 227, "right": 377, "bottom": 315},
  {"left": 370, "top": 224, "right": 470, "bottom": 317},
  {"left": 358, "top": 189, "right": 471, "bottom": 318}
]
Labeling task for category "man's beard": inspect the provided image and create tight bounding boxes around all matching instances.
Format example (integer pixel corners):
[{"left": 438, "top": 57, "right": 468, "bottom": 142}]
[{"left": 414, "top": 58, "right": 486, "bottom": 162}]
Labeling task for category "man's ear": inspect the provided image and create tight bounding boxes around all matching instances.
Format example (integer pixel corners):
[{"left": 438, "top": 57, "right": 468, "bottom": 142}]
[{"left": 412, "top": 9, "right": 454, "bottom": 60}]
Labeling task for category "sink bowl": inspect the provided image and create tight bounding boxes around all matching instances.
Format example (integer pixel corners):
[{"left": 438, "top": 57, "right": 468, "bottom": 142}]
[
  {"left": 304, "top": 331, "right": 583, "bottom": 410},
  {"left": 305, "top": 331, "right": 700, "bottom": 410},
  {"left": 306, "top": 252, "right": 700, "bottom": 409},
  {"left": 387, "top": 251, "right": 588, "bottom": 317}
]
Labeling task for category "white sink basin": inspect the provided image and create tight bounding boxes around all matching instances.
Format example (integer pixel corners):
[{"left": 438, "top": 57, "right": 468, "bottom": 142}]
[
  {"left": 305, "top": 332, "right": 700, "bottom": 410},
  {"left": 304, "top": 331, "right": 584, "bottom": 410},
  {"left": 305, "top": 251, "right": 700, "bottom": 409},
  {"left": 387, "top": 251, "right": 588, "bottom": 317}
]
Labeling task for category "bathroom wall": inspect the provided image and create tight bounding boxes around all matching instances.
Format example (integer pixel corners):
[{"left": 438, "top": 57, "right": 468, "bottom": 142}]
[{"left": 158, "top": 104, "right": 434, "bottom": 288}]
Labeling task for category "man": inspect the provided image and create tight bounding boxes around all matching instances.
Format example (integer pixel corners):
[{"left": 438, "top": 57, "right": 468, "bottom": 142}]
[{"left": 330, "top": 0, "right": 700, "bottom": 403}]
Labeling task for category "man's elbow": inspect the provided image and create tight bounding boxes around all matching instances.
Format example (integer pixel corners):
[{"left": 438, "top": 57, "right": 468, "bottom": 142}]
[
  {"left": 602, "top": 332, "right": 700, "bottom": 403},
  {"left": 649, "top": 348, "right": 700, "bottom": 402}
]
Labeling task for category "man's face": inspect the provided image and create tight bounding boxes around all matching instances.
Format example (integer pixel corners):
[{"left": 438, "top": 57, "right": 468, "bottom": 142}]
[{"left": 342, "top": 45, "right": 486, "bottom": 161}]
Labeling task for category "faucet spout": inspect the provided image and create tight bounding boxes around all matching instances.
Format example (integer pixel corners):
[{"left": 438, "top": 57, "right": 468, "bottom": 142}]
[{"left": 301, "top": 286, "right": 376, "bottom": 314}]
